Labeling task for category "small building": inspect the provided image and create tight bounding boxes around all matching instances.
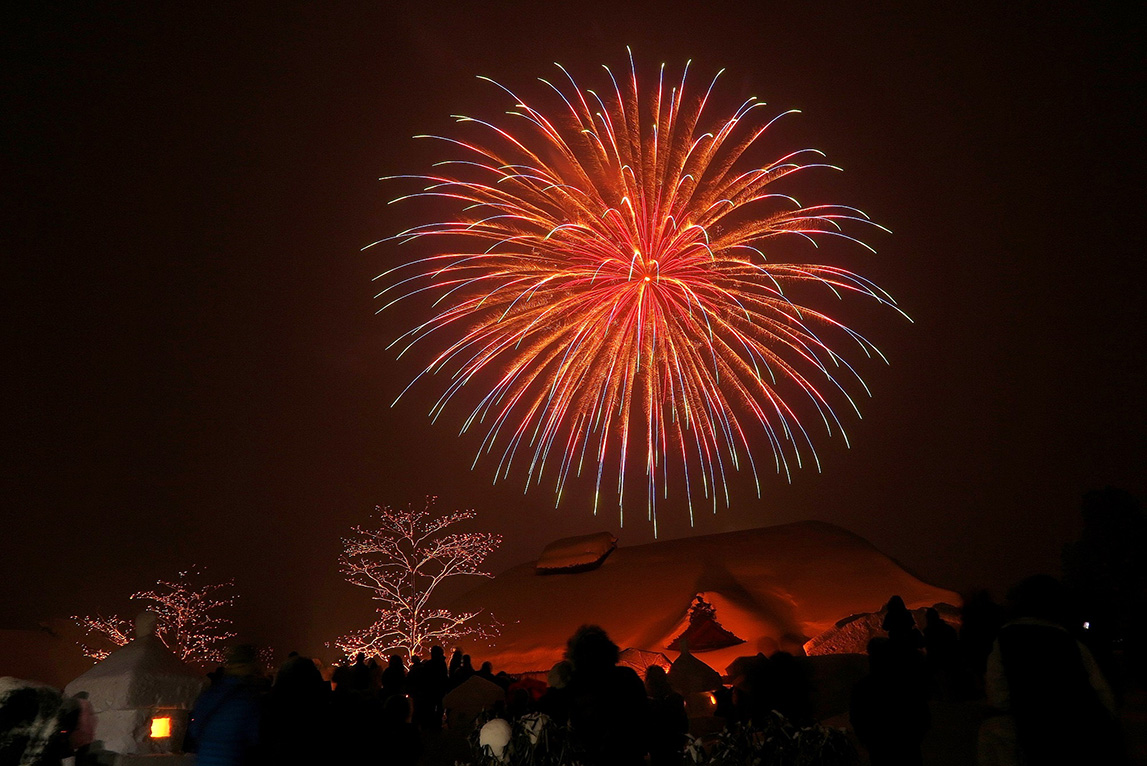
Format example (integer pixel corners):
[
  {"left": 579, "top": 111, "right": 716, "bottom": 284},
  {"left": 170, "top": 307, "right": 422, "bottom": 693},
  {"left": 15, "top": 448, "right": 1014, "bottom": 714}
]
[{"left": 64, "top": 613, "right": 205, "bottom": 764}]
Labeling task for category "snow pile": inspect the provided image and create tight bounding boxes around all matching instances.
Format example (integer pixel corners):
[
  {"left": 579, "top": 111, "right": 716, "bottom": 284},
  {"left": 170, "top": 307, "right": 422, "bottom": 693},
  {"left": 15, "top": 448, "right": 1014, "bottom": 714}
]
[
  {"left": 803, "top": 603, "right": 961, "bottom": 655},
  {"left": 452, "top": 521, "right": 959, "bottom": 673},
  {"left": 536, "top": 531, "right": 617, "bottom": 573}
]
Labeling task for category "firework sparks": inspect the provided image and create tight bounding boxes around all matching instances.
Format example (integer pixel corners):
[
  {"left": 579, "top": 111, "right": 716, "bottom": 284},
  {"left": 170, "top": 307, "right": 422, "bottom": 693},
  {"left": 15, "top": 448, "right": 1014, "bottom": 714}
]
[{"left": 371, "top": 52, "right": 906, "bottom": 532}]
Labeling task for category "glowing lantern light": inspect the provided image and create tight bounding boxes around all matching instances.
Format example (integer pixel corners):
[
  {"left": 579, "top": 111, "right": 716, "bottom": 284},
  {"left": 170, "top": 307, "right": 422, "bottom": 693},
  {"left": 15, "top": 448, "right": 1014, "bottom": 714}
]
[
  {"left": 150, "top": 716, "right": 172, "bottom": 739},
  {"left": 684, "top": 690, "right": 719, "bottom": 718}
]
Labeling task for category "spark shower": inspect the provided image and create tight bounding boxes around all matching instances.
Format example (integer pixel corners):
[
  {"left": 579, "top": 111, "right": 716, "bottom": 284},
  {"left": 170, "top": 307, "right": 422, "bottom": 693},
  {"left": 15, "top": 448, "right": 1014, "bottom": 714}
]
[{"left": 370, "top": 54, "right": 906, "bottom": 532}]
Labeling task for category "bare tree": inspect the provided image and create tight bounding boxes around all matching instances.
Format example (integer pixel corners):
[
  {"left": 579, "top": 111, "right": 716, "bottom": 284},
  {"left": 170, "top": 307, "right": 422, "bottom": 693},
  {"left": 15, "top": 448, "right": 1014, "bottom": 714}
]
[
  {"left": 335, "top": 497, "right": 501, "bottom": 660},
  {"left": 72, "top": 567, "right": 238, "bottom": 664}
]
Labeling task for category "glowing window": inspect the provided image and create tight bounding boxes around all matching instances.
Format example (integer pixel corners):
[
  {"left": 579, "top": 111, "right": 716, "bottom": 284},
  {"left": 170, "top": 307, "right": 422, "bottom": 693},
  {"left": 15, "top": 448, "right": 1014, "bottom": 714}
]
[{"left": 150, "top": 716, "right": 172, "bottom": 738}]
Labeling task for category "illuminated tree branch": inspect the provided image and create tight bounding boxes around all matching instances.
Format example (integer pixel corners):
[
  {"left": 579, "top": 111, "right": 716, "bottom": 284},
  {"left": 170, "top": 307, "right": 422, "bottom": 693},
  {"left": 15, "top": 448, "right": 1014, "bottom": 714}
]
[
  {"left": 72, "top": 614, "right": 133, "bottom": 662},
  {"left": 72, "top": 567, "right": 238, "bottom": 665}
]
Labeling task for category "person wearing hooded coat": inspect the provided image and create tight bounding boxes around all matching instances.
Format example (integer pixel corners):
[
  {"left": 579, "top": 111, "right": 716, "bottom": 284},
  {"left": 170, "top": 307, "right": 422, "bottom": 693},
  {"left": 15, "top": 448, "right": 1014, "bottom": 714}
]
[
  {"left": 187, "top": 645, "right": 264, "bottom": 766},
  {"left": 979, "top": 574, "right": 1125, "bottom": 765}
]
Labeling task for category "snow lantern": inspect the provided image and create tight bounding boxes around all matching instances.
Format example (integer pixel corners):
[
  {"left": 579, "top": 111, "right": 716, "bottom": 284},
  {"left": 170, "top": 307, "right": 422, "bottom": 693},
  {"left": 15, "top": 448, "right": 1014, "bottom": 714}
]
[
  {"left": 666, "top": 646, "right": 722, "bottom": 695},
  {"left": 443, "top": 674, "right": 505, "bottom": 731},
  {"left": 667, "top": 646, "right": 723, "bottom": 718},
  {"left": 64, "top": 613, "right": 206, "bottom": 762},
  {"left": 478, "top": 718, "right": 513, "bottom": 760}
]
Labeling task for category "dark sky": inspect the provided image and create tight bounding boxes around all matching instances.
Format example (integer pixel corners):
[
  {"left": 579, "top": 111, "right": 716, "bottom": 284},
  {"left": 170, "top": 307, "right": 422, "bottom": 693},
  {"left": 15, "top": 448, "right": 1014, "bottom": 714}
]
[{"left": 3, "top": 1, "right": 1144, "bottom": 655}]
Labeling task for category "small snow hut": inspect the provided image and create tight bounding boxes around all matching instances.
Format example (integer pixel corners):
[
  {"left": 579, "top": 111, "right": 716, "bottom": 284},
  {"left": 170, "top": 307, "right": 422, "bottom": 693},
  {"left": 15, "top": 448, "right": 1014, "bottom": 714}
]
[{"left": 64, "top": 613, "right": 206, "bottom": 762}]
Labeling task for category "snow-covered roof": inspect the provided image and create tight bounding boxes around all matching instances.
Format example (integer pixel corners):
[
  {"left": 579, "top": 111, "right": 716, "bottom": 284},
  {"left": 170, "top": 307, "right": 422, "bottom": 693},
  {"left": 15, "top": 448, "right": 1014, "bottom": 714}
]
[
  {"left": 452, "top": 520, "right": 960, "bottom": 673},
  {"left": 64, "top": 635, "right": 205, "bottom": 713},
  {"left": 536, "top": 531, "right": 617, "bottom": 573}
]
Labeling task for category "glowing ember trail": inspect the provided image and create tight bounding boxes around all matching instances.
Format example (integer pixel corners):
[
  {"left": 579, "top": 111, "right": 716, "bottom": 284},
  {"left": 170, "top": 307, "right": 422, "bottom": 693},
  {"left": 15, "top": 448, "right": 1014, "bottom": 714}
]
[{"left": 370, "top": 52, "right": 907, "bottom": 532}]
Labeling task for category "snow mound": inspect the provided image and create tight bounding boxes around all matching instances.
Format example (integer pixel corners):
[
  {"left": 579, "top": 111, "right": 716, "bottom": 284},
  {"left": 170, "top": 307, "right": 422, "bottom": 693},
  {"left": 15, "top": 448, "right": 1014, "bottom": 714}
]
[
  {"left": 535, "top": 531, "right": 617, "bottom": 573},
  {"left": 803, "top": 603, "right": 961, "bottom": 655},
  {"left": 452, "top": 521, "right": 959, "bottom": 673}
]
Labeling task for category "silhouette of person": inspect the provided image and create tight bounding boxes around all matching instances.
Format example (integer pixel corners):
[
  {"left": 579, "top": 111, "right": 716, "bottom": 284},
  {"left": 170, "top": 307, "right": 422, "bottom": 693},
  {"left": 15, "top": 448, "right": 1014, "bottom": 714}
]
[
  {"left": 379, "top": 694, "right": 422, "bottom": 766},
  {"left": 329, "top": 659, "right": 348, "bottom": 690},
  {"left": 506, "top": 686, "right": 532, "bottom": 719},
  {"left": 850, "top": 637, "right": 930, "bottom": 766},
  {"left": 979, "top": 574, "right": 1125, "bottom": 765},
  {"left": 381, "top": 654, "right": 406, "bottom": 700},
  {"left": 882, "top": 595, "right": 924, "bottom": 650},
  {"left": 564, "top": 625, "right": 649, "bottom": 766},
  {"left": 262, "top": 654, "right": 330, "bottom": 766},
  {"left": 724, "top": 653, "right": 772, "bottom": 724},
  {"left": 537, "top": 660, "right": 573, "bottom": 724},
  {"left": 407, "top": 645, "right": 449, "bottom": 731},
  {"left": 958, "top": 589, "right": 1004, "bottom": 698},
  {"left": 451, "top": 654, "right": 475, "bottom": 688},
  {"left": 768, "top": 651, "right": 816, "bottom": 724},
  {"left": 366, "top": 656, "right": 383, "bottom": 693},
  {"left": 348, "top": 652, "right": 371, "bottom": 693},
  {"left": 923, "top": 607, "right": 959, "bottom": 695},
  {"left": 187, "top": 644, "right": 264, "bottom": 766},
  {"left": 644, "top": 665, "right": 688, "bottom": 766}
]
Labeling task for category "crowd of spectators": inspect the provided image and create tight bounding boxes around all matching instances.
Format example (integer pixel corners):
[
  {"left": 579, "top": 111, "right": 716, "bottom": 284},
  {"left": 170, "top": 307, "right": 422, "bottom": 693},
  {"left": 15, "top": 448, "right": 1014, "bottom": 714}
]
[{"left": 1, "top": 573, "right": 1134, "bottom": 765}]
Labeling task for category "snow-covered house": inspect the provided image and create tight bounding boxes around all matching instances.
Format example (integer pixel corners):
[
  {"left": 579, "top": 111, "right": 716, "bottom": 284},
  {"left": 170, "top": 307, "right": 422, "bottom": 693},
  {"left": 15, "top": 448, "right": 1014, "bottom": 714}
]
[
  {"left": 452, "top": 520, "right": 961, "bottom": 673},
  {"left": 64, "top": 613, "right": 205, "bottom": 764}
]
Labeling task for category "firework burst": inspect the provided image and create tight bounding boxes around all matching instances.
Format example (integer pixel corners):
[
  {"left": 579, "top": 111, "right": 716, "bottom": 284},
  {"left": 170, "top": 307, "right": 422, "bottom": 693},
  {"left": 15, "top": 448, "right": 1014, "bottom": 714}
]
[{"left": 371, "top": 53, "right": 906, "bottom": 532}]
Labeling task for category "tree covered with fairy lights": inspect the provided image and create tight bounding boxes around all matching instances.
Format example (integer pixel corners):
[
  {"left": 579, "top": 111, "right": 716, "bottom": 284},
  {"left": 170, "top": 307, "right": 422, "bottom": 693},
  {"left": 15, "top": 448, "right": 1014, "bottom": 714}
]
[
  {"left": 335, "top": 497, "right": 501, "bottom": 661},
  {"left": 72, "top": 567, "right": 238, "bottom": 664}
]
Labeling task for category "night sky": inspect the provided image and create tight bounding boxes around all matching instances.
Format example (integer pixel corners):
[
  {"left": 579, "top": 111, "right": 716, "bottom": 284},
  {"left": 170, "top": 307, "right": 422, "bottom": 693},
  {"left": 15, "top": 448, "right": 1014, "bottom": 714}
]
[{"left": 3, "top": 1, "right": 1144, "bottom": 656}]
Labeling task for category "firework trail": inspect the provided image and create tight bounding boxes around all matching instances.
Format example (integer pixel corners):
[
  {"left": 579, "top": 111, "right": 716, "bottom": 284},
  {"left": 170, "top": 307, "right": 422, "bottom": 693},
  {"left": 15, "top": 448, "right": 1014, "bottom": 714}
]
[{"left": 370, "top": 52, "right": 906, "bottom": 532}]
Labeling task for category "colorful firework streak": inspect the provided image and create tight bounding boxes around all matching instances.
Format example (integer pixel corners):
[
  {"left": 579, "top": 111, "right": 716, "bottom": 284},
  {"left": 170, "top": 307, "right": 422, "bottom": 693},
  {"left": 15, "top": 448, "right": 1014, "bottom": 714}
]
[{"left": 371, "top": 53, "right": 907, "bottom": 532}]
